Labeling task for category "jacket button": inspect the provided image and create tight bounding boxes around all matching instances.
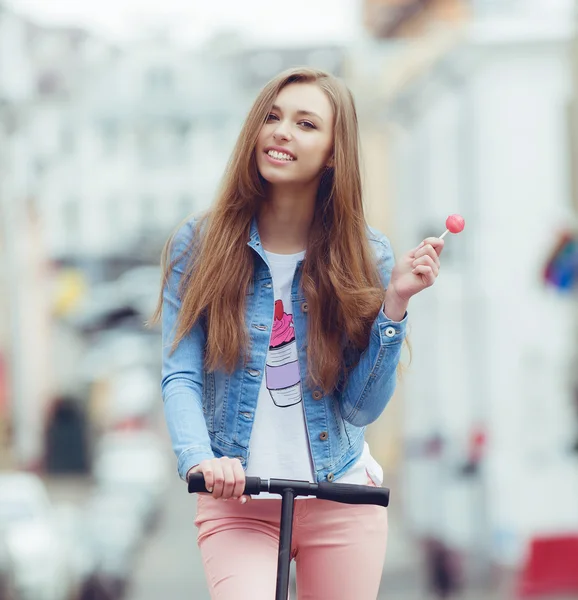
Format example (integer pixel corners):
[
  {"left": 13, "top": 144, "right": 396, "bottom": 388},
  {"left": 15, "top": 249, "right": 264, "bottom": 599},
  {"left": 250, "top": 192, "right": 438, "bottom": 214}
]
[
  {"left": 327, "top": 473, "right": 334, "bottom": 482},
  {"left": 312, "top": 389, "right": 323, "bottom": 400},
  {"left": 385, "top": 326, "right": 396, "bottom": 338},
  {"left": 301, "top": 301, "right": 309, "bottom": 313},
  {"left": 319, "top": 431, "right": 328, "bottom": 441}
]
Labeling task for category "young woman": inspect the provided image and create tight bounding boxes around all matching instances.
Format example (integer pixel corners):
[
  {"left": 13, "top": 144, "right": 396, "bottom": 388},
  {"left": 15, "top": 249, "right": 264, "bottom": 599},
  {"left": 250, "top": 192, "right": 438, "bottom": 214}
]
[{"left": 154, "top": 67, "right": 443, "bottom": 599}]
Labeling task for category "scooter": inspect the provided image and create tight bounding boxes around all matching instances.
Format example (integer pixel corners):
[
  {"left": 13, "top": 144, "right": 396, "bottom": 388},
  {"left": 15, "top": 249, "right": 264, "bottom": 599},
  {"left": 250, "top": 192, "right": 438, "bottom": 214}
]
[{"left": 188, "top": 474, "right": 390, "bottom": 600}]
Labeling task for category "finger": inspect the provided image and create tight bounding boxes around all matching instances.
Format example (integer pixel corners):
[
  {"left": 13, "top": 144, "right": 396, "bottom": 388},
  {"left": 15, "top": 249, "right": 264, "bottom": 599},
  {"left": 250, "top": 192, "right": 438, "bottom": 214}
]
[
  {"left": 220, "top": 459, "right": 236, "bottom": 499},
  {"left": 211, "top": 461, "right": 225, "bottom": 499},
  {"left": 412, "top": 255, "right": 439, "bottom": 277},
  {"left": 231, "top": 459, "right": 246, "bottom": 500},
  {"left": 421, "top": 237, "right": 444, "bottom": 256},
  {"left": 194, "top": 461, "right": 214, "bottom": 494},
  {"left": 420, "top": 245, "right": 441, "bottom": 267},
  {"left": 187, "top": 464, "right": 200, "bottom": 481},
  {"left": 238, "top": 494, "right": 251, "bottom": 504},
  {"left": 414, "top": 245, "right": 441, "bottom": 267},
  {"left": 412, "top": 265, "right": 436, "bottom": 286}
]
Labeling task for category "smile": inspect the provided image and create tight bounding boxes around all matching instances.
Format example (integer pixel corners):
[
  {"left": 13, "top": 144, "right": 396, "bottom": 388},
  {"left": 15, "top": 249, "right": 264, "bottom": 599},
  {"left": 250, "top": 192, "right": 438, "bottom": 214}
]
[{"left": 266, "top": 149, "right": 295, "bottom": 162}]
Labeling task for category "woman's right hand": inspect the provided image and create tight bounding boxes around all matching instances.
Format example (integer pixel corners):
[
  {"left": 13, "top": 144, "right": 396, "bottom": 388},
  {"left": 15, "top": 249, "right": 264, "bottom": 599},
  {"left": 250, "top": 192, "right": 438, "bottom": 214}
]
[{"left": 187, "top": 457, "right": 250, "bottom": 504}]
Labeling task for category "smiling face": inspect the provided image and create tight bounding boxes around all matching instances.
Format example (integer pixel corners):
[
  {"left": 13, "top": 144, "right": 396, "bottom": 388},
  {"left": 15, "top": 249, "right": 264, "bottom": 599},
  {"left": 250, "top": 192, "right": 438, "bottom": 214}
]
[{"left": 255, "top": 82, "right": 335, "bottom": 188}]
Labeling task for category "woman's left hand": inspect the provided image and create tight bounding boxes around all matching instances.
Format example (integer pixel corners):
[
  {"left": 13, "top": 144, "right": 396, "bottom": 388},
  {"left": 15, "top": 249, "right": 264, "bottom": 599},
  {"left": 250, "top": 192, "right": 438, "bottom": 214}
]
[{"left": 388, "top": 237, "right": 444, "bottom": 303}]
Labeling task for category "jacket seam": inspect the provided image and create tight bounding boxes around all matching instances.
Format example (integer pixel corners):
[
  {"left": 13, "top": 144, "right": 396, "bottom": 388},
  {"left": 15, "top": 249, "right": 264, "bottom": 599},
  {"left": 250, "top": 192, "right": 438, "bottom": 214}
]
[{"left": 345, "top": 342, "right": 387, "bottom": 424}]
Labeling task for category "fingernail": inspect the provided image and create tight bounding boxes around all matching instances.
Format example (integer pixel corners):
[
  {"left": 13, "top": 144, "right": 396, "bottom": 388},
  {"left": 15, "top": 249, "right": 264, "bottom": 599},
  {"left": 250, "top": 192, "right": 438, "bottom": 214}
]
[
  {"left": 223, "top": 498, "right": 228, "bottom": 502},
  {"left": 419, "top": 241, "right": 425, "bottom": 248},
  {"left": 240, "top": 497, "right": 247, "bottom": 504},
  {"left": 207, "top": 487, "right": 213, "bottom": 493}
]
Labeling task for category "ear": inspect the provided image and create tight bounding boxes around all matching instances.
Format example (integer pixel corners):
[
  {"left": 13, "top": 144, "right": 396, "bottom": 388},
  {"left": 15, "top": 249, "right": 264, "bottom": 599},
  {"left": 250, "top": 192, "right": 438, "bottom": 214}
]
[{"left": 326, "top": 155, "right": 335, "bottom": 169}]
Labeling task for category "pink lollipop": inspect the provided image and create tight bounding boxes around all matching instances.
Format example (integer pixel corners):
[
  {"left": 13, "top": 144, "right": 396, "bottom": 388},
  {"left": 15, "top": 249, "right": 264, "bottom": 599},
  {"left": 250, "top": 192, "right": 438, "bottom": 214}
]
[{"left": 439, "top": 214, "right": 465, "bottom": 239}]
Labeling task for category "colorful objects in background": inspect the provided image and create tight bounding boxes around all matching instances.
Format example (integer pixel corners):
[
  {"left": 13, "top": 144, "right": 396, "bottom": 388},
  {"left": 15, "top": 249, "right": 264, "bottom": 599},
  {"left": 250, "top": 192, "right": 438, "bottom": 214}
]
[
  {"left": 460, "top": 426, "right": 487, "bottom": 477},
  {"left": 439, "top": 214, "right": 465, "bottom": 239},
  {"left": 543, "top": 231, "right": 578, "bottom": 291},
  {"left": 52, "top": 268, "right": 87, "bottom": 316},
  {"left": 517, "top": 535, "right": 578, "bottom": 597}
]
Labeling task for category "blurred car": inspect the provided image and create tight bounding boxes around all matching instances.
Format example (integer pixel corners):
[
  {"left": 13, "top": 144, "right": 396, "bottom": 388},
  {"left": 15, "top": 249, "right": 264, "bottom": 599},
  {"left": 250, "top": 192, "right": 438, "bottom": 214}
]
[
  {"left": 115, "top": 265, "right": 162, "bottom": 319},
  {"left": 52, "top": 503, "right": 95, "bottom": 594},
  {"left": 107, "top": 366, "right": 159, "bottom": 428},
  {"left": 79, "top": 330, "right": 160, "bottom": 384},
  {"left": 79, "top": 489, "right": 146, "bottom": 600},
  {"left": 0, "top": 472, "right": 78, "bottom": 600},
  {"left": 92, "top": 430, "right": 169, "bottom": 529}
]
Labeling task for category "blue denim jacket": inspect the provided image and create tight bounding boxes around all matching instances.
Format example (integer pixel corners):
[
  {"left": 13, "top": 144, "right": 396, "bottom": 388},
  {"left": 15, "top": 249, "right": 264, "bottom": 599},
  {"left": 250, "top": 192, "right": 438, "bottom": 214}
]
[{"left": 161, "top": 218, "right": 408, "bottom": 482}]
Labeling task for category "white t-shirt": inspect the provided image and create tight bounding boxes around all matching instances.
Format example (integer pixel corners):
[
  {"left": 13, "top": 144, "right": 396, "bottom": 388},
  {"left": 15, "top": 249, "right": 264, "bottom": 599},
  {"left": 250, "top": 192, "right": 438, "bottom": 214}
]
[{"left": 245, "top": 249, "right": 383, "bottom": 499}]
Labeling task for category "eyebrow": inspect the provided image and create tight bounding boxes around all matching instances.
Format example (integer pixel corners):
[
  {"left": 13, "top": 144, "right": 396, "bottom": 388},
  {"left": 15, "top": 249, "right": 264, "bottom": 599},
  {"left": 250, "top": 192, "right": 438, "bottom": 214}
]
[{"left": 271, "top": 104, "right": 324, "bottom": 123}]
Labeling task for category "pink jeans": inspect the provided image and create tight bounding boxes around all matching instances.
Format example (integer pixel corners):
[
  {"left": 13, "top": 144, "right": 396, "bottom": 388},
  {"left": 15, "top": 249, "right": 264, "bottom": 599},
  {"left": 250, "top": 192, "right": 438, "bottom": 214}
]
[{"left": 194, "top": 491, "right": 388, "bottom": 599}]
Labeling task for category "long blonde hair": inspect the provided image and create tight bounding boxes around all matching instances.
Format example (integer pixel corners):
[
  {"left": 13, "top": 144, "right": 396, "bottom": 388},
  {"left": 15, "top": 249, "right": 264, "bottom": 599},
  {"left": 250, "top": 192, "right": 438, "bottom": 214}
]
[{"left": 151, "top": 67, "right": 388, "bottom": 394}]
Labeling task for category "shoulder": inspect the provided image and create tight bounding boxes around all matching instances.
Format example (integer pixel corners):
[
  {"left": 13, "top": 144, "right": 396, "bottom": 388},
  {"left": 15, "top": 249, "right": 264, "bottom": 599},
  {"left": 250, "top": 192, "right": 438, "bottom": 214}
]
[{"left": 170, "top": 213, "right": 208, "bottom": 259}]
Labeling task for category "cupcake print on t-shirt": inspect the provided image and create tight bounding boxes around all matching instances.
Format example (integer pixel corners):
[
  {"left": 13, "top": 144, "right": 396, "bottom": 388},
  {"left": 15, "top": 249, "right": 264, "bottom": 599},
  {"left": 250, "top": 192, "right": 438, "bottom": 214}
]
[{"left": 266, "top": 299, "right": 302, "bottom": 407}]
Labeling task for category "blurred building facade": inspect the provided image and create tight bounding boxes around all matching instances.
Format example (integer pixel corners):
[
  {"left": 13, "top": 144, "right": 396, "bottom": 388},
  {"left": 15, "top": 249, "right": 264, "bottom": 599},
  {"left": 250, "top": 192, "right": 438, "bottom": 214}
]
[
  {"left": 354, "top": 0, "right": 578, "bottom": 584},
  {"left": 0, "top": 3, "right": 54, "bottom": 469},
  {"left": 0, "top": 2, "right": 347, "bottom": 473}
]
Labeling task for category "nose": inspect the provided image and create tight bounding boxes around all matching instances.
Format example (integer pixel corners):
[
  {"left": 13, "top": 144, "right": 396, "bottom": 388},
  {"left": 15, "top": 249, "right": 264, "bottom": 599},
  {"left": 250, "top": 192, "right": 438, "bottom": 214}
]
[{"left": 273, "top": 120, "right": 292, "bottom": 142}]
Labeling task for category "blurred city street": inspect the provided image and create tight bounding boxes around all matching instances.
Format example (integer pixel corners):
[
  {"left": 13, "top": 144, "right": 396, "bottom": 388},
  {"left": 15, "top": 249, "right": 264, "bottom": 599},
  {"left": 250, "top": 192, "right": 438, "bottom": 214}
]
[
  {"left": 3, "top": 0, "right": 578, "bottom": 599},
  {"left": 39, "top": 465, "right": 439, "bottom": 600},
  {"left": 39, "top": 464, "right": 531, "bottom": 600}
]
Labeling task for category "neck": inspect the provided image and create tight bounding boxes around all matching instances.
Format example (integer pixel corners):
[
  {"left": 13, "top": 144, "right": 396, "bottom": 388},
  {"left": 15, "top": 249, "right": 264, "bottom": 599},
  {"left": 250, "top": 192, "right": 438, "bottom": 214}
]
[{"left": 257, "top": 183, "right": 316, "bottom": 254}]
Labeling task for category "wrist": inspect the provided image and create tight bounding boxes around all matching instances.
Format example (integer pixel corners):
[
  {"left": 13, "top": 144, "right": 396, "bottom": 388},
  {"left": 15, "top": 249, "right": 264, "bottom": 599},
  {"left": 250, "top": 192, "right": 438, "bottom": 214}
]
[{"left": 383, "top": 287, "right": 409, "bottom": 322}]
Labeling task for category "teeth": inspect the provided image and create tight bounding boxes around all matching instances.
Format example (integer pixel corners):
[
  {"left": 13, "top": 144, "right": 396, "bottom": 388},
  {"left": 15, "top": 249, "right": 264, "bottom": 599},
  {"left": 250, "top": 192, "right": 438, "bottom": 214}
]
[{"left": 268, "top": 150, "right": 294, "bottom": 161}]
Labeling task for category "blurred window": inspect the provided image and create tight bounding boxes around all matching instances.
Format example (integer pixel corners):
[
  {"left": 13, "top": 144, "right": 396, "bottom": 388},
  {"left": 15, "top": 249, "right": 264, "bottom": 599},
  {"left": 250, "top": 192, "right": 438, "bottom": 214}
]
[
  {"left": 146, "top": 67, "right": 174, "bottom": 94},
  {"left": 249, "top": 53, "right": 283, "bottom": 80},
  {"left": 138, "top": 121, "right": 189, "bottom": 168}
]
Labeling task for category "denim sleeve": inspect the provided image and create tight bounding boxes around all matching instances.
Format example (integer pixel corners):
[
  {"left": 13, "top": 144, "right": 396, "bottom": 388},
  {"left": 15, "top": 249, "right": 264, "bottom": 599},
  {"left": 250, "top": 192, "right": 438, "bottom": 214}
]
[
  {"left": 161, "top": 220, "right": 215, "bottom": 480},
  {"left": 336, "top": 235, "right": 408, "bottom": 427}
]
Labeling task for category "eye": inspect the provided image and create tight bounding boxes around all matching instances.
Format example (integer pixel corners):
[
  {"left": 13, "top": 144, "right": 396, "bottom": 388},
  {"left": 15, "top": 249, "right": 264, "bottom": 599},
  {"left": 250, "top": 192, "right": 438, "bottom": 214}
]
[
  {"left": 266, "top": 113, "right": 279, "bottom": 122},
  {"left": 299, "top": 121, "right": 316, "bottom": 129}
]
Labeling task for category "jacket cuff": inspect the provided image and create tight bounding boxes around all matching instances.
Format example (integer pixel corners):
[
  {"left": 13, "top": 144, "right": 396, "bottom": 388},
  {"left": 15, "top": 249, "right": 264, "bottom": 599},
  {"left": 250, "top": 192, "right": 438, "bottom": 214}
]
[
  {"left": 177, "top": 446, "right": 215, "bottom": 481},
  {"left": 373, "top": 306, "right": 408, "bottom": 345}
]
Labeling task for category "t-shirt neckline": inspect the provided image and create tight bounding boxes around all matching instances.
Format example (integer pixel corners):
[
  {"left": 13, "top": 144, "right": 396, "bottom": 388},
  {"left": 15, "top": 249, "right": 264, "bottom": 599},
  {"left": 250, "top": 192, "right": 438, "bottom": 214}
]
[{"left": 263, "top": 248, "right": 306, "bottom": 265}]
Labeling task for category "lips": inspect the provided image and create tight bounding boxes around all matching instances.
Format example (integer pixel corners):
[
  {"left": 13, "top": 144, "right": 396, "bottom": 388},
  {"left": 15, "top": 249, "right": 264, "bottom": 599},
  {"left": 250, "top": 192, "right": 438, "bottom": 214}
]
[{"left": 264, "top": 146, "right": 296, "bottom": 161}]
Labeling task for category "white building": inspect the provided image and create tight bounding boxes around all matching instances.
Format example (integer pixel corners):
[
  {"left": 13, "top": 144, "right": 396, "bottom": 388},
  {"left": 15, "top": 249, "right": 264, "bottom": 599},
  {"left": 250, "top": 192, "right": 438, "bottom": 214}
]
[
  {"left": 31, "top": 30, "right": 345, "bottom": 265},
  {"left": 360, "top": 0, "right": 578, "bottom": 572}
]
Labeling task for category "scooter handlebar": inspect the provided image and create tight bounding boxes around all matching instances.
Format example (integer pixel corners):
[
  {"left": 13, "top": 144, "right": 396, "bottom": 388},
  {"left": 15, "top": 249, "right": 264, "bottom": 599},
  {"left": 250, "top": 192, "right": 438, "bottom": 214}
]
[
  {"left": 187, "top": 474, "right": 389, "bottom": 507},
  {"left": 188, "top": 473, "right": 263, "bottom": 496},
  {"left": 316, "top": 481, "right": 389, "bottom": 507}
]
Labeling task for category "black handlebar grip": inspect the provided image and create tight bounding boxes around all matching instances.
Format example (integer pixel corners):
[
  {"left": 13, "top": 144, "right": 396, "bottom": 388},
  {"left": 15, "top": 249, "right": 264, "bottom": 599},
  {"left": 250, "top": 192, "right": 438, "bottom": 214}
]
[
  {"left": 316, "top": 482, "right": 390, "bottom": 507},
  {"left": 241, "top": 476, "right": 263, "bottom": 495},
  {"left": 187, "top": 473, "right": 263, "bottom": 496}
]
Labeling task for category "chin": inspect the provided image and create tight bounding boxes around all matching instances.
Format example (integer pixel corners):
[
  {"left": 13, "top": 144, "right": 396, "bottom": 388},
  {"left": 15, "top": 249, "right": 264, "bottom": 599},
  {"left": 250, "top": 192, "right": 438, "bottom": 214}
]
[{"left": 258, "top": 165, "right": 297, "bottom": 185}]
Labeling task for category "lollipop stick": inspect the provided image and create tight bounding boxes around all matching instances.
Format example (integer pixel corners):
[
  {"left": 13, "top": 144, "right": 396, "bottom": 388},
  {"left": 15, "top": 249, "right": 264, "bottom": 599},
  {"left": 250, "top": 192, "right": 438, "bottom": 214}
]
[{"left": 439, "top": 229, "right": 450, "bottom": 239}]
